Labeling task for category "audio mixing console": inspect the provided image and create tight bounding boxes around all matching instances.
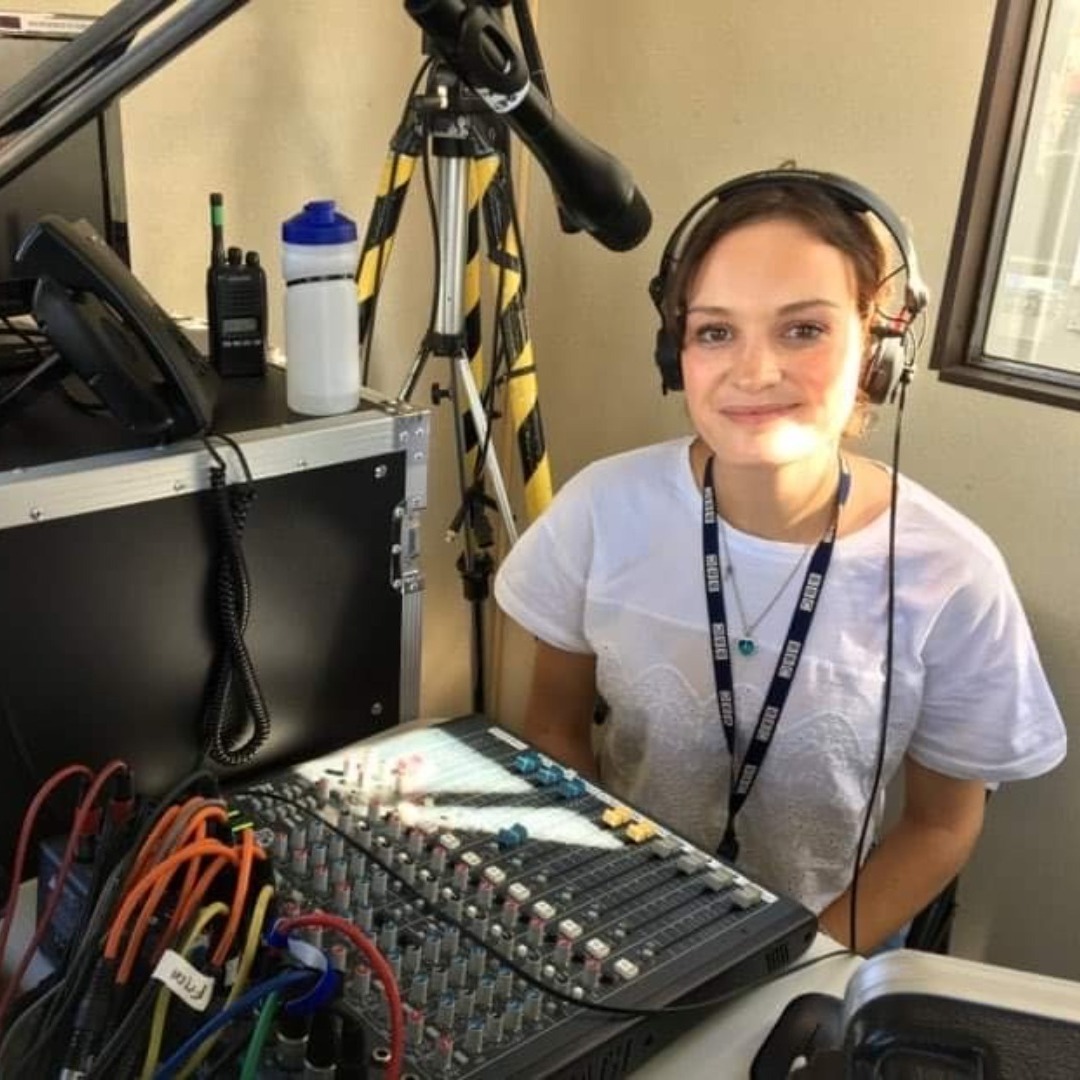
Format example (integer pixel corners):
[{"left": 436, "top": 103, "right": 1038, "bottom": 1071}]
[{"left": 233, "top": 716, "right": 817, "bottom": 1078}]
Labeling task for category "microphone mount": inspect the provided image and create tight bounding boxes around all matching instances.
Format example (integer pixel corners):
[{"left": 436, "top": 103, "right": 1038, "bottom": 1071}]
[{"left": 404, "top": 0, "right": 652, "bottom": 252}]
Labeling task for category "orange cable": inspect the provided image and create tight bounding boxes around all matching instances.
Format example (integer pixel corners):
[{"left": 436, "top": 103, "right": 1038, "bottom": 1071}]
[
  {"left": 106, "top": 840, "right": 236, "bottom": 982},
  {"left": 211, "top": 827, "right": 259, "bottom": 967}
]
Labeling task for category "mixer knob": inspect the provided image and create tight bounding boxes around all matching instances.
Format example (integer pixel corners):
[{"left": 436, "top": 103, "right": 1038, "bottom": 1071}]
[
  {"left": 464, "top": 1016, "right": 484, "bottom": 1055},
  {"left": 290, "top": 847, "right": 309, "bottom": 876},
  {"left": 409, "top": 971, "right": 430, "bottom": 1007},
  {"left": 436, "top": 991, "right": 456, "bottom": 1029},
  {"left": 429, "top": 845, "right": 448, "bottom": 875},
  {"left": 485, "top": 1011, "right": 504, "bottom": 1045}
]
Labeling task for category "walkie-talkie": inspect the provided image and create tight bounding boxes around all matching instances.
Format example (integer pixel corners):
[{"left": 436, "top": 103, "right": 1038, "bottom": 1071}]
[{"left": 206, "top": 192, "right": 267, "bottom": 377}]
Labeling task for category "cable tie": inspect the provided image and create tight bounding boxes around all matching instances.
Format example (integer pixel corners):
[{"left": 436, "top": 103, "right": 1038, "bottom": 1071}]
[{"left": 265, "top": 920, "right": 342, "bottom": 1015}]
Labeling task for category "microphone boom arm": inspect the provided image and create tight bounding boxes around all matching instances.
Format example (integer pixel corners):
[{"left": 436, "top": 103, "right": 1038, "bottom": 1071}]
[{"left": 0, "top": 0, "right": 251, "bottom": 191}]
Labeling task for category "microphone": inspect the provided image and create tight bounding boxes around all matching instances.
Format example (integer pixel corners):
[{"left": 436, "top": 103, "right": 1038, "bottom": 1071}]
[{"left": 404, "top": 0, "right": 652, "bottom": 252}]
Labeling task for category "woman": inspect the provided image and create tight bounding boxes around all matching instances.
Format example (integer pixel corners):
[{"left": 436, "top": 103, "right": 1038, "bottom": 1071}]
[{"left": 493, "top": 171, "right": 1066, "bottom": 953}]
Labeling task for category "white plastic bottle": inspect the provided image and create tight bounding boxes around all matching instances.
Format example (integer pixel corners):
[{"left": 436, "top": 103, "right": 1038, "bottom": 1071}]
[{"left": 281, "top": 200, "right": 361, "bottom": 416}]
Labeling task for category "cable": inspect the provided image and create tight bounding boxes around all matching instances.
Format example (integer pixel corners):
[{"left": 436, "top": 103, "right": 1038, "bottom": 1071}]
[
  {"left": 105, "top": 839, "right": 239, "bottom": 982},
  {"left": 198, "top": 434, "right": 269, "bottom": 768},
  {"left": 847, "top": 364, "right": 910, "bottom": 955},
  {"left": 275, "top": 912, "right": 404, "bottom": 1080},
  {"left": 0, "top": 760, "right": 129, "bottom": 1032},
  {"left": 0, "top": 980, "right": 60, "bottom": 1075},
  {"left": 0, "top": 350, "right": 64, "bottom": 415},
  {"left": 0, "top": 763, "right": 92, "bottom": 978},
  {"left": 83, "top": 977, "right": 158, "bottom": 1080},
  {"left": 238, "top": 989, "right": 279, "bottom": 1080},
  {"left": 12, "top": 770, "right": 219, "bottom": 1074},
  {"left": 212, "top": 824, "right": 257, "bottom": 966},
  {"left": 153, "top": 967, "right": 316, "bottom": 1080},
  {"left": 122, "top": 804, "right": 229, "bottom": 978},
  {"left": 141, "top": 901, "right": 230, "bottom": 1080},
  {"left": 174, "top": 844, "right": 270, "bottom": 1079}
]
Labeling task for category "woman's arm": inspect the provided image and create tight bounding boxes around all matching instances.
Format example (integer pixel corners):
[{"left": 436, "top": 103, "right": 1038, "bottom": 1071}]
[
  {"left": 817, "top": 756, "right": 986, "bottom": 953},
  {"left": 522, "top": 639, "right": 599, "bottom": 779}
]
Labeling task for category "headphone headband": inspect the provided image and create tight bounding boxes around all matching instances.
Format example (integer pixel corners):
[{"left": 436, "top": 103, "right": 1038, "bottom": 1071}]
[{"left": 650, "top": 168, "right": 929, "bottom": 319}]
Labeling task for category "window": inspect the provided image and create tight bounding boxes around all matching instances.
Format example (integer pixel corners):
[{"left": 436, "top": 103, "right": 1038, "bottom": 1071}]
[{"left": 932, "top": 0, "right": 1080, "bottom": 409}]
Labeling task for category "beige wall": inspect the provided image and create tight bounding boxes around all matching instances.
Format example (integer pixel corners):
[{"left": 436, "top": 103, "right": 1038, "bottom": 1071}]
[{"left": 12, "top": 1, "right": 1078, "bottom": 978}]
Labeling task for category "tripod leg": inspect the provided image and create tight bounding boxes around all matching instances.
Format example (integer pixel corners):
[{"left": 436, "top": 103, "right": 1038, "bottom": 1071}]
[
  {"left": 357, "top": 95, "right": 426, "bottom": 392},
  {"left": 455, "top": 351, "right": 518, "bottom": 546},
  {"left": 357, "top": 148, "right": 419, "bottom": 349},
  {"left": 480, "top": 155, "right": 553, "bottom": 523},
  {"left": 460, "top": 153, "right": 498, "bottom": 474}
]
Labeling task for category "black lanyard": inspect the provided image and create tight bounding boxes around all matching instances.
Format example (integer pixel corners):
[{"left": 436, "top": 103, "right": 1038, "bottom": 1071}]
[{"left": 701, "top": 455, "right": 850, "bottom": 863}]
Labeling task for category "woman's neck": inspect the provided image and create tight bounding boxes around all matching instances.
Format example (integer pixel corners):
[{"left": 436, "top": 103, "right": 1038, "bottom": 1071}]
[{"left": 690, "top": 437, "right": 843, "bottom": 543}]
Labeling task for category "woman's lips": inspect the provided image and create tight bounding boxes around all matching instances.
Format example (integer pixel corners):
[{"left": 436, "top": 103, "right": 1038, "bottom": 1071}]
[{"left": 720, "top": 404, "right": 798, "bottom": 425}]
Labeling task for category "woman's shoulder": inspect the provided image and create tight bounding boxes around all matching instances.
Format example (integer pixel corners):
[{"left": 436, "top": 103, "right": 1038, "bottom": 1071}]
[
  {"left": 851, "top": 453, "right": 1002, "bottom": 544},
  {"left": 848, "top": 457, "right": 1007, "bottom": 566},
  {"left": 897, "top": 472, "right": 1004, "bottom": 560}
]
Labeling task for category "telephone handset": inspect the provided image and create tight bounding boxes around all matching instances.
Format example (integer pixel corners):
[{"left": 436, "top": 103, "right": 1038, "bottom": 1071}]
[{"left": 14, "top": 215, "right": 217, "bottom": 439}]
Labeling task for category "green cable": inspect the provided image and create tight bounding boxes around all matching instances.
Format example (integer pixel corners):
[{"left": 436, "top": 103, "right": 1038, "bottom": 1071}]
[{"left": 239, "top": 990, "right": 280, "bottom": 1080}]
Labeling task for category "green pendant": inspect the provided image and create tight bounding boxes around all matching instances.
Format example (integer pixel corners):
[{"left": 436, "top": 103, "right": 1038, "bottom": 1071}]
[{"left": 737, "top": 638, "right": 756, "bottom": 657}]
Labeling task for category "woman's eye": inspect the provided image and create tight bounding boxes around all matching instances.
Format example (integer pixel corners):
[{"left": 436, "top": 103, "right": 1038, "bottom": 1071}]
[
  {"left": 690, "top": 324, "right": 732, "bottom": 346},
  {"left": 786, "top": 322, "right": 826, "bottom": 341}
]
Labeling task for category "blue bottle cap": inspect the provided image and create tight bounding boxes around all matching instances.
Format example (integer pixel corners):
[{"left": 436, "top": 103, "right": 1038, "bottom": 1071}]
[{"left": 282, "top": 200, "right": 357, "bottom": 245}]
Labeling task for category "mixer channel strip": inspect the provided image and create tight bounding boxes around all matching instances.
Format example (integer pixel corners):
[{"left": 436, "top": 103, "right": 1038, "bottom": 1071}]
[{"left": 233, "top": 716, "right": 817, "bottom": 1078}]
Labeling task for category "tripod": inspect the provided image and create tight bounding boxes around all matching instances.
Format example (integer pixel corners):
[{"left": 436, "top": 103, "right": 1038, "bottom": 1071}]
[{"left": 357, "top": 56, "right": 553, "bottom": 715}]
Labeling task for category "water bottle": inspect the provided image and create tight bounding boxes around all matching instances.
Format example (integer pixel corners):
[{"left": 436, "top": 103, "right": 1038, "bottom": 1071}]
[{"left": 281, "top": 200, "right": 360, "bottom": 416}]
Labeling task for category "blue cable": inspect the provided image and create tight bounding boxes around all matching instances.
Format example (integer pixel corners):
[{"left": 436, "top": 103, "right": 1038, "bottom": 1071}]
[{"left": 153, "top": 968, "right": 316, "bottom": 1079}]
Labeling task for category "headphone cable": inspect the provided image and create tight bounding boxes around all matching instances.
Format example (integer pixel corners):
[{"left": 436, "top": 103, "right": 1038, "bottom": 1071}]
[{"left": 847, "top": 349, "right": 912, "bottom": 953}]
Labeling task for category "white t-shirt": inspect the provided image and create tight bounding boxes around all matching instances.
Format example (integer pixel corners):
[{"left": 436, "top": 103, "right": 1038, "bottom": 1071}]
[{"left": 494, "top": 437, "right": 1066, "bottom": 914}]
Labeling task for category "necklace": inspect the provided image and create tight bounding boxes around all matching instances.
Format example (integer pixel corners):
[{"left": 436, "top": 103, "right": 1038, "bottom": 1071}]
[
  {"left": 713, "top": 458, "right": 849, "bottom": 657},
  {"left": 716, "top": 522, "right": 815, "bottom": 656}
]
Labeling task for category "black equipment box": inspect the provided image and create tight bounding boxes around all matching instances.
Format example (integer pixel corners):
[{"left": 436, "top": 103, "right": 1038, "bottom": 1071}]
[{"left": 0, "top": 370, "right": 428, "bottom": 866}]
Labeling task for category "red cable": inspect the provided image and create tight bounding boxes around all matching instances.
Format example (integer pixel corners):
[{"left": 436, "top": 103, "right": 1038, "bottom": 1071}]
[
  {"left": 0, "top": 759, "right": 129, "bottom": 1030},
  {"left": 277, "top": 913, "right": 405, "bottom": 1080},
  {"left": 0, "top": 763, "right": 93, "bottom": 994}
]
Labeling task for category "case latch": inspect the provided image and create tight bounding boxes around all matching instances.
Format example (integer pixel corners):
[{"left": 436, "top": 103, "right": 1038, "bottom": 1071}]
[{"left": 391, "top": 500, "right": 424, "bottom": 594}]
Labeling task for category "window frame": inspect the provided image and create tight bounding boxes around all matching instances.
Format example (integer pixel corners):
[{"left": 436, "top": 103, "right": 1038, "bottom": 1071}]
[{"left": 931, "top": 0, "right": 1080, "bottom": 409}]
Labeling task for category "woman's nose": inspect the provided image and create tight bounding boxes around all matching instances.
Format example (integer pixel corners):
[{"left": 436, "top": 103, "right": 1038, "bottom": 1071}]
[{"left": 730, "top": 337, "right": 782, "bottom": 390}]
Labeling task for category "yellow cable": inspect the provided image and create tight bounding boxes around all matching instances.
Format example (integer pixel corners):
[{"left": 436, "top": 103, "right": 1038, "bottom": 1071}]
[
  {"left": 175, "top": 883, "right": 275, "bottom": 1079},
  {"left": 140, "top": 901, "right": 229, "bottom": 1080}
]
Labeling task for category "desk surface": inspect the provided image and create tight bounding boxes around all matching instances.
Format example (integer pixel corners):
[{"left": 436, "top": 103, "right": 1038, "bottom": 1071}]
[{"left": 632, "top": 935, "right": 861, "bottom": 1077}]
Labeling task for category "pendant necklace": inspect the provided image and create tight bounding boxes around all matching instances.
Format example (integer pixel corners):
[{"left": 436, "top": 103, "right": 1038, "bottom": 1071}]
[{"left": 715, "top": 477, "right": 843, "bottom": 657}]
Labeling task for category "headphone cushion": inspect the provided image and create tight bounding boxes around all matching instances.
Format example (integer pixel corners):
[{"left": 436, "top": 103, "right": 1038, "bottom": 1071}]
[
  {"left": 654, "top": 327, "right": 683, "bottom": 392},
  {"left": 861, "top": 334, "right": 905, "bottom": 405}
]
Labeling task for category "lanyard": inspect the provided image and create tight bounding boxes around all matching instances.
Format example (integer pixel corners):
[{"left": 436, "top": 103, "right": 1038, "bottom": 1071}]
[{"left": 701, "top": 455, "right": 850, "bottom": 863}]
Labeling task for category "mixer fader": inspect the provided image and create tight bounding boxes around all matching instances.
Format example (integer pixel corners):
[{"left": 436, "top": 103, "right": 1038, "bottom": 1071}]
[{"left": 234, "top": 716, "right": 816, "bottom": 1078}]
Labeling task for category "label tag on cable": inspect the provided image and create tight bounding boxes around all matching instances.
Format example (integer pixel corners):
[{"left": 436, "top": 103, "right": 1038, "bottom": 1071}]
[{"left": 152, "top": 950, "right": 215, "bottom": 1012}]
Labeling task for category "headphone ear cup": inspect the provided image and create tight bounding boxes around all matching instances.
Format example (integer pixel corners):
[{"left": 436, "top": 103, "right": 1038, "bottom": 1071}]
[
  {"left": 861, "top": 332, "right": 905, "bottom": 405},
  {"left": 654, "top": 326, "right": 683, "bottom": 393}
]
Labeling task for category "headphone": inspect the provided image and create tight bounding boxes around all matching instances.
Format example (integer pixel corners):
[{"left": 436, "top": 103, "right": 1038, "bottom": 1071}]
[{"left": 647, "top": 168, "right": 930, "bottom": 401}]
